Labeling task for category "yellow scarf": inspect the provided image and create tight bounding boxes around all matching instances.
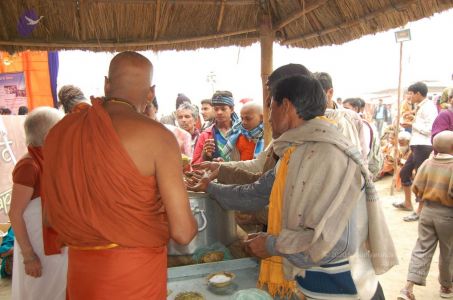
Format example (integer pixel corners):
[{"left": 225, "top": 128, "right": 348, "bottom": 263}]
[{"left": 258, "top": 146, "right": 296, "bottom": 298}]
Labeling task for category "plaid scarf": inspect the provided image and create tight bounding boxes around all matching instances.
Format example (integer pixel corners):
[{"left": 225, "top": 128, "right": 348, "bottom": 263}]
[
  {"left": 238, "top": 122, "right": 264, "bottom": 158},
  {"left": 215, "top": 112, "right": 240, "bottom": 161}
]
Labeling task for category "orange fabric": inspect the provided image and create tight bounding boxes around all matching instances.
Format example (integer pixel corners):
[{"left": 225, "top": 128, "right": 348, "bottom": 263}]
[
  {"left": 43, "top": 99, "right": 169, "bottom": 298},
  {"left": 0, "top": 51, "right": 54, "bottom": 109},
  {"left": 236, "top": 134, "right": 256, "bottom": 161},
  {"left": 380, "top": 144, "right": 395, "bottom": 175},
  {"left": 12, "top": 147, "right": 63, "bottom": 255},
  {"left": 67, "top": 246, "right": 167, "bottom": 300},
  {"left": 42, "top": 99, "right": 169, "bottom": 249},
  {"left": 12, "top": 156, "right": 40, "bottom": 200},
  {"left": 71, "top": 102, "right": 90, "bottom": 113}
]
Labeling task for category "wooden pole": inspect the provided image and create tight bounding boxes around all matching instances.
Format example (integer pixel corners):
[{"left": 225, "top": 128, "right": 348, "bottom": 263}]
[
  {"left": 390, "top": 41, "right": 403, "bottom": 195},
  {"left": 260, "top": 11, "right": 274, "bottom": 146}
]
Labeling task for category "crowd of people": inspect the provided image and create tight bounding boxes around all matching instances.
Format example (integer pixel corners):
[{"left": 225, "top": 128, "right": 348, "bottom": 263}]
[{"left": 1, "top": 51, "right": 452, "bottom": 300}]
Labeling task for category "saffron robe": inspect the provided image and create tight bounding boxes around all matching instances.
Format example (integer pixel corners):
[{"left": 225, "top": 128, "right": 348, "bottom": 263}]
[{"left": 42, "top": 100, "right": 169, "bottom": 300}]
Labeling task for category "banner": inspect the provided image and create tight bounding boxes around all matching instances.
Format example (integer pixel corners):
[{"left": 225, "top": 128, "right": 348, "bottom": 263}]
[
  {"left": 0, "top": 72, "right": 27, "bottom": 114},
  {"left": 0, "top": 116, "right": 27, "bottom": 223}
]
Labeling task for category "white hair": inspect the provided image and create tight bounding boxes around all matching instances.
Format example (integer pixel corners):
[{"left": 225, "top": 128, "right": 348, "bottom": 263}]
[
  {"left": 176, "top": 102, "right": 198, "bottom": 119},
  {"left": 398, "top": 131, "right": 411, "bottom": 141},
  {"left": 24, "top": 107, "right": 64, "bottom": 146}
]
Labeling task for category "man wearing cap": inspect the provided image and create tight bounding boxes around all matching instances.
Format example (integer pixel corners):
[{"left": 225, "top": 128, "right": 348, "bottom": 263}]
[{"left": 192, "top": 90, "right": 241, "bottom": 164}]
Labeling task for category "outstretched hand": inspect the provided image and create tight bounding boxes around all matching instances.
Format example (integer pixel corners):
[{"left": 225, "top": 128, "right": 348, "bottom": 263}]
[
  {"left": 184, "top": 170, "right": 212, "bottom": 192},
  {"left": 192, "top": 162, "right": 220, "bottom": 178}
]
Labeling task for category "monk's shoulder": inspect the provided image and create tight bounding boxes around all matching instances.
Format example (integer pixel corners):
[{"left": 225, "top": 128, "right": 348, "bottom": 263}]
[
  {"left": 124, "top": 115, "right": 176, "bottom": 147},
  {"left": 136, "top": 115, "right": 172, "bottom": 136}
]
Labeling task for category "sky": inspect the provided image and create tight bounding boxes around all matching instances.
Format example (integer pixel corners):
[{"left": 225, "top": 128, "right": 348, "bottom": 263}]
[{"left": 58, "top": 8, "right": 453, "bottom": 116}]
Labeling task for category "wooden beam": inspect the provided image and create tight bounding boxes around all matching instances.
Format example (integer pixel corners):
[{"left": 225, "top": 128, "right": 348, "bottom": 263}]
[
  {"left": 93, "top": 0, "right": 254, "bottom": 5},
  {"left": 274, "top": 0, "right": 329, "bottom": 30},
  {"left": 259, "top": 6, "right": 274, "bottom": 146},
  {"left": 0, "top": 5, "right": 10, "bottom": 40},
  {"left": 0, "top": 28, "right": 258, "bottom": 49},
  {"left": 153, "top": 0, "right": 161, "bottom": 40},
  {"left": 78, "top": 0, "right": 87, "bottom": 41},
  {"left": 216, "top": 0, "right": 226, "bottom": 32},
  {"left": 282, "top": 0, "right": 417, "bottom": 45}
]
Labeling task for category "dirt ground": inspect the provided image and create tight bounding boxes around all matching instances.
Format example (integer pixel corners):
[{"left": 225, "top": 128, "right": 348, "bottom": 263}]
[{"left": 0, "top": 176, "right": 445, "bottom": 299}]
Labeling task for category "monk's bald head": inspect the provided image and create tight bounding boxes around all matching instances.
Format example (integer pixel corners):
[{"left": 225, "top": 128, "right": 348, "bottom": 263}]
[
  {"left": 240, "top": 102, "right": 263, "bottom": 131},
  {"left": 105, "top": 52, "right": 153, "bottom": 103},
  {"left": 241, "top": 102, "right": 263, "bottom": 115},
  {"left": 433, "top": 131, "right": 453, "bottom": 154}
]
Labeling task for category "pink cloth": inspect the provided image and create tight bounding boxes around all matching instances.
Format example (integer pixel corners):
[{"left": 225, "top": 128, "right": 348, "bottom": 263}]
[{"left": 164, "top": 124, "right": 192, "bottom": 157}]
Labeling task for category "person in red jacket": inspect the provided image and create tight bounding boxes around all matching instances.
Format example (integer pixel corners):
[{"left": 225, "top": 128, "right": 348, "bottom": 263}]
[{"left": 192, "top": 90, "right": 240, "bottom": 164}]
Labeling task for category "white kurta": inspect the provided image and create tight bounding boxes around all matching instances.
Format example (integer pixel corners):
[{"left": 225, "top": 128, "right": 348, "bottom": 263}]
[{"left": 12, "top": 197, "right": 68, "bottom": 300}]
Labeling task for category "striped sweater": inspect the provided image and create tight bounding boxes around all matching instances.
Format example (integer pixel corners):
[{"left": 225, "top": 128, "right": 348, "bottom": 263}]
[{"left": 412, "top": 154, "right": 453, "bottom": 207}]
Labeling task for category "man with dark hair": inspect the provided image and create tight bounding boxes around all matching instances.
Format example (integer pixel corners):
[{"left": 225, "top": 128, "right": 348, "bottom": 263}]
[
  {"left": 192, "top": 90, "right": 240, "bottom": 164},
  {"left": 18, "top": 106, "right": 29, "bottom": 115},
  {"left": 188, "top": 72, "right": 396, "bottom": 300},
  {"left": 200, "top": 98, "right": 215, "bottom": 131},
  {"left": 0, "top": 108, "right": 12, "bottom": 115},
  {"left": 194, "top": 64, "right": 314, "bottom": 184},
  {"left": 395, "top": 81, "right": 438, "bottom": 221},
  {"left": 373, "top": 99, "right": 389, "bottom": 137},
  {"left": 314, "top": 72, "right": 369, "bottom": 166},
  {"left": 343, "top": 98, "right": 383, "bottom": 177}
]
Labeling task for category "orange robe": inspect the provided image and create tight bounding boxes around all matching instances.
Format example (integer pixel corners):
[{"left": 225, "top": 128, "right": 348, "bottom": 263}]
[
  {"left": 42, "top": 100, "right": 169, "bottom": 300},
  {"left": 236, "top": 134, "right": 256, "bottom": 161}
]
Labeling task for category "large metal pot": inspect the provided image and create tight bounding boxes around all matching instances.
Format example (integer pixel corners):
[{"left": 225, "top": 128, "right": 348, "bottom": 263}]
[{"left": 168, "top": 192, "right": 237, "bottom": 255}]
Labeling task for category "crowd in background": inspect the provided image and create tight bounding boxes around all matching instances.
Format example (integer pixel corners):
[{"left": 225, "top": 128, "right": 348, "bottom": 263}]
[{"left": 0, "top": 58, "right": 452, "bottom": 299}]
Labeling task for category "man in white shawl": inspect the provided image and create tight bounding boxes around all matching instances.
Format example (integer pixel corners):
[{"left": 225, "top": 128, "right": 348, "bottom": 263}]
[{"left": 187, "top": 73, "right": 397, "bottom": 300}]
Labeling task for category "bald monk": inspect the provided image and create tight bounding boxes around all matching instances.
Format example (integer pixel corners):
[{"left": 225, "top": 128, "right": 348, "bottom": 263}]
[
  {"left": 236, "top": 102, "right": 264, "bottom": 161},
  {"left": 42, "top": 51, "right": 197, "bottom": 300}
]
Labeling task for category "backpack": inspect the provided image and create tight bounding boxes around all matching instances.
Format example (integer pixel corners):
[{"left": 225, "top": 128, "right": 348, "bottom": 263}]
[{"left": 363, "top": 120, "right": 383, "bottom": 177}]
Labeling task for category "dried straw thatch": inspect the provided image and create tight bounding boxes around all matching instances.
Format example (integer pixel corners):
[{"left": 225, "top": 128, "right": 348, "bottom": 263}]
[{"left": 0, "top": 0, "right": 452, "bottom": 53}]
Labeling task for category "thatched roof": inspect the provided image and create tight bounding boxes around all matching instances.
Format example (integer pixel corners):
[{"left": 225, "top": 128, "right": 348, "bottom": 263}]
[{"left": 0, "top": 0, "right": 452, "bottom": 53}]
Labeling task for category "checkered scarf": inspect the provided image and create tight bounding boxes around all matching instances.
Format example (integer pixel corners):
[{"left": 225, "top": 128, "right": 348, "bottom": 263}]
[
  {"left": 238, "top": 122, "right": 265, "bottom": 158},
  {"left": 216, "top": 112, "right": 240, "bottom": 160}
]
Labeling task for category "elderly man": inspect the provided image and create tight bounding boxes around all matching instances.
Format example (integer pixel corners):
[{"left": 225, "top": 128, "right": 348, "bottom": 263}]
[
  {"left": 42, "top": 51, "right": 197, "bottom": 299},
  {"left": 176, "top": 102, "right": 200, "bottom": 150},
  {"left": 188, "top": 74, "right": 397, "bottom": 299}
]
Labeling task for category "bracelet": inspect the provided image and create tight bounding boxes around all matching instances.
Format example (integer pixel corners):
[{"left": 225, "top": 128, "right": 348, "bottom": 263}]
[{"left": 22, "top": 254, "right": 38, "bottom": 264}]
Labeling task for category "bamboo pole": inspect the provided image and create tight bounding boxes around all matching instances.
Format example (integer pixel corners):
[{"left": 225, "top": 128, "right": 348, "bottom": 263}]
[
  {"left": 0, "top": 7, "right": 9, "bottom": 40},
  {"left": 216, "top": 0, "right": 226, "bottom": 32},
  {"left": 153, "top": 0, "right": 161, "bottom": 40},
  {"left": 390, "top": 41, "right": 403, "bottom": 195},
  {"left": 260, "top": 11, "right": 274, "bottom": 146},
  {"left": 78, "top": 0, "right": 87, "bottom": 41}
]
